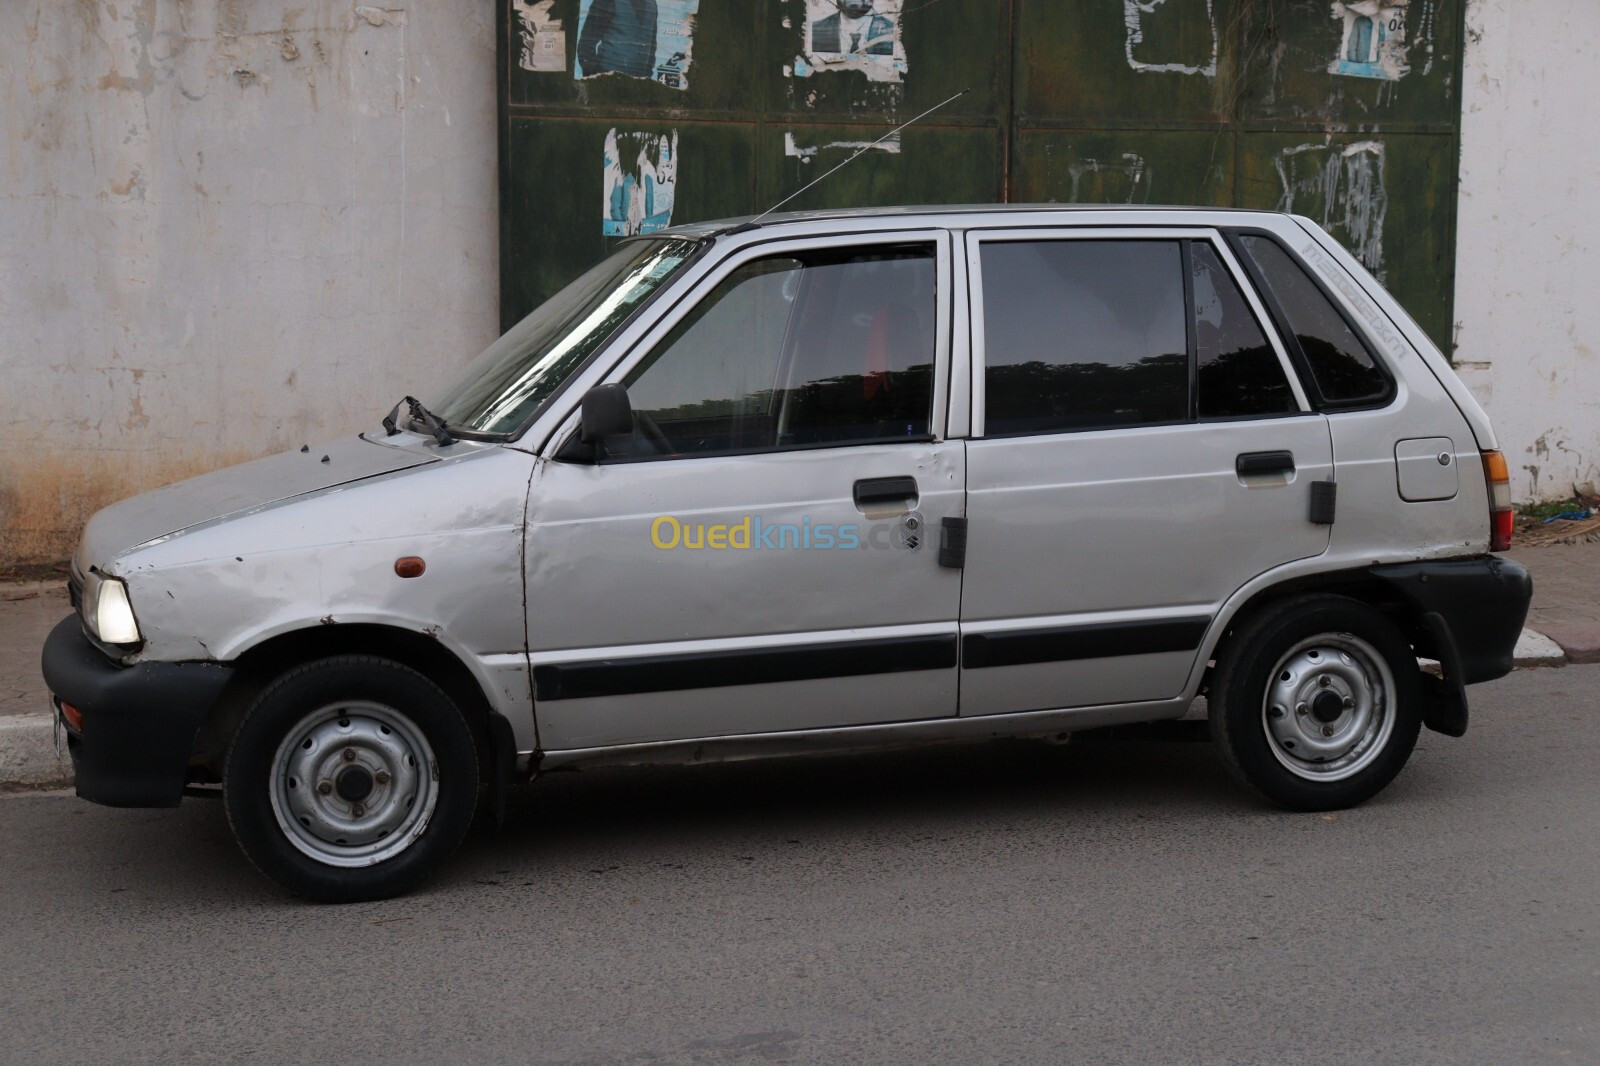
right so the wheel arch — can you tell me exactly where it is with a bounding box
[190,624,505,785]
[1201,567,1435,694]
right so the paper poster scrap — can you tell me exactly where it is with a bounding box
[575,0,699,90]
[1123,0,1218,77]
[791,0,906,84]
[1276,141,1387,277]
[513,1,567,73]
[604,130,678,237]
[1329,1,1410,81]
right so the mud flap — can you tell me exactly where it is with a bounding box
[1419,611,1469,738]
[485,711,517,829]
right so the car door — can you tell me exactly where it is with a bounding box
[958,227,1335,717]
[524,232,964,751]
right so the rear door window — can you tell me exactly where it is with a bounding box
[1192,243,1297,418]
[979,240,1189,435]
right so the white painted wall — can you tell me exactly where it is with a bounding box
[0,2,499,564]
[1454,0,1600,503]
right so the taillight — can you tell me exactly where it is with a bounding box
[1482,450,1514,551]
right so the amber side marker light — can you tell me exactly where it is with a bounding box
[1482,450,1514,552]
[394,556,426,579]
[60,702,84,733]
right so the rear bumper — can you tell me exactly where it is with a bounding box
[1370,555,1533,684]
[40,616,233,808]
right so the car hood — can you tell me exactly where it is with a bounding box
[79,434,440,569]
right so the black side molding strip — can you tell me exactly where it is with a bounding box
[962,616,1212,670]
[534,634,959,701]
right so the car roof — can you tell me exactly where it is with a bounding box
[656,203,1293,239]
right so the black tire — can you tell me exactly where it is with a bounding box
[224,656,479,903]
[1209,595,1422,811]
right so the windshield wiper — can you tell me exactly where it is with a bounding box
[382,396,456,447]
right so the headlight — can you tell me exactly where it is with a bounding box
[83,573,142,645]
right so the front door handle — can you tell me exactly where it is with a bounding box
[853,476,919,511]
[1236,451,1295,477]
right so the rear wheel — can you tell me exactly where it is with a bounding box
[224,656,479,902]
[1210,596,1422,811]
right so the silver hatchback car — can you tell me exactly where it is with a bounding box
[44,206,1532,901]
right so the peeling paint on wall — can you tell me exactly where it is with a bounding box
[791,0,906,83]
[1123,0,1218,77]
[1330,0,1410,81]
[574,0,699,90]
[513,0,566,73]
[603,129,677,235]
[783,130,901,163]
[1066,152,1152,203]
[1453,0,1600,503]
[1277,141,1388,279]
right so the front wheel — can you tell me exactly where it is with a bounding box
[1210,596,1423,811]
[224,656,479,902]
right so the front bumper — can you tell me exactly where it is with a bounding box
[40,616,233,807]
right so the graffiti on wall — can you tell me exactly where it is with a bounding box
[1123,0,1218,77]
[1329,0,1409,81]
[512,1,567,72]
[1276,141,1388,277]
[575,0,700,90]
[603,129,678,236]
[790,0,907,84]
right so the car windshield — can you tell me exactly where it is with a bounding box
[427,237,701,436]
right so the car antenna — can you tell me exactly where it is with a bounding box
[724,87,970,236]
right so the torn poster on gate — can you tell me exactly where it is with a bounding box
[791,0,906,84]
[1329,0,1410,81]
[603,129,678,236]
[573,0,699,90]
[513,1,567,72]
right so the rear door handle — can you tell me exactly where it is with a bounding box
[853,476,919,511]
[1236,451,1295,477]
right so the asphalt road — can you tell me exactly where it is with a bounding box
[3,666,1597,1065]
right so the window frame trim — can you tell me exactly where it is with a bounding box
[1222,226,1399,412]
[542,229,953,464]
[963,227,1310,440]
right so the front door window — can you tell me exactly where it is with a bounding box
[616,245,937,459]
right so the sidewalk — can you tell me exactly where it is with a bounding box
[1506,543,1600,665]
[0,582,72,789]
[3,543,1597,790]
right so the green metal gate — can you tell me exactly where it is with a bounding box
[498,0,1463,348]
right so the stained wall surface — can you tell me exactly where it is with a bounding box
[1,2,499,564]
[1453,0,1600,502]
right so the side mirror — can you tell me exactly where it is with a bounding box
[579,383,634,444]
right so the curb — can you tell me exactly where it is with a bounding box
[1514,627,1567,668]
[0,626,1575,794]
[0,714,73,792]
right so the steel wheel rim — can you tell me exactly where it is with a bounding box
[1260,632,1395,783]
[268,702,439,868]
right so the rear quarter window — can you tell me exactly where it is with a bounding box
[1234,234,1391,407]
